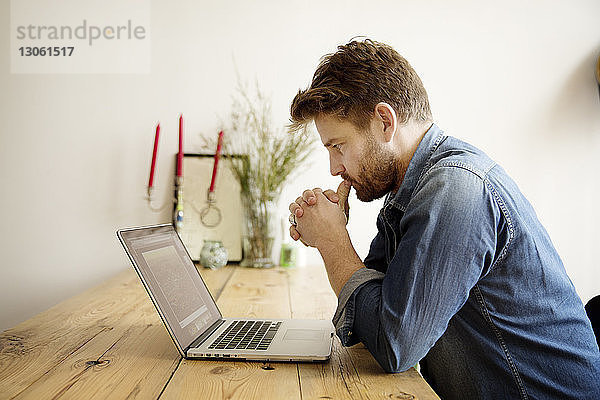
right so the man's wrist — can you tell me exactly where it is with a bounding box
[316,229,351,255]
[317,232,364,296]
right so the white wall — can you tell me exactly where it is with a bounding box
[1,0,599,332]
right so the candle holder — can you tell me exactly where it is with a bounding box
[146,178,185,232]
[192,189,222,228]
[146,175,183,220]
[145,117,186,230]
[146,185,173,212]
[173,175,184,231]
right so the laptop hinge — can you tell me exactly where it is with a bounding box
[185,319,226,353]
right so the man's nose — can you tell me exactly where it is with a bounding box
[329,154,345,176]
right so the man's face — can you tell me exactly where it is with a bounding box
[315,114,399,202]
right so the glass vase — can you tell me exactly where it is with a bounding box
[240,192,278,268]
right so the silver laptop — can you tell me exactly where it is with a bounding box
[117,224,334,362]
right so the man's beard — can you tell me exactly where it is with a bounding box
[344,136,400,202]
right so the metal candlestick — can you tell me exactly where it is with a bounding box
[146,176,184,230]
[173,176,184,231]
[146,185,172,212]
[198,189,222,228]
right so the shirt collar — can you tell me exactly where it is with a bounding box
[384,123,446,211]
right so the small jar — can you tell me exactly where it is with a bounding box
[199,240,228,270]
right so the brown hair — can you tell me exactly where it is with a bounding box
[289,38,432,132]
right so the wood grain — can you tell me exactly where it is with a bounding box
[0,263,439,399]
[160,267,300,400]
[288,264,440,400]
[198,264,236,300]
[0,270,143,399]
[11,301,180,400]
[0,265,234,400]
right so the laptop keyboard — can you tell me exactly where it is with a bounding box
[208,320,282,351]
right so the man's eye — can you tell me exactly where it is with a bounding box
[333,144,342,151]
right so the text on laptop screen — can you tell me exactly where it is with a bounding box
[119,225,221,350]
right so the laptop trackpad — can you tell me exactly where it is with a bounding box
[284,329,324,341]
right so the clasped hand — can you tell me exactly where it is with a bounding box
[288,181,351,248]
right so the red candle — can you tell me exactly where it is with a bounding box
[177,114,183,177]
[148,123,160,187]
[209,130,224,192]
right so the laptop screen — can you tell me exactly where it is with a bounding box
[118,225,222,351]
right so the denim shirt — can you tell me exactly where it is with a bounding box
[332,124,600,399]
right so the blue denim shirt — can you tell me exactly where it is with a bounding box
[333,124,600,399]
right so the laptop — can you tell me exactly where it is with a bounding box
[117,224,334,362]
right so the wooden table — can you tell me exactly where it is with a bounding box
[0,263,439,399]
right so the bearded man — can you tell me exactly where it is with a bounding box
[287,39,600,399]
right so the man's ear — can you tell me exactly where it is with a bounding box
[374,102,397,143]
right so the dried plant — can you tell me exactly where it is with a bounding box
[226,81,315,200]
[208,80,316,266]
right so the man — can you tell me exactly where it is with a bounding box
[287,39,600,399]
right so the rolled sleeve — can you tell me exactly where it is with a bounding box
[332,267,385,346]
